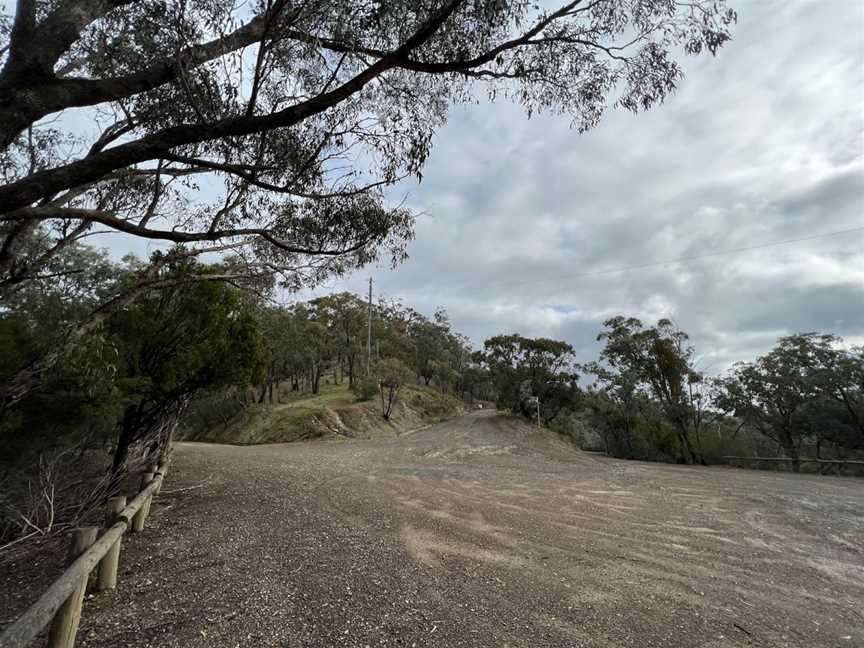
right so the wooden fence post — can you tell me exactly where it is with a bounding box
[142,470,156,520]
[131,471,155,532]
[153,461,166,495]
[97,496,127,590]
[46,527,98,648]
[146,462,159,493]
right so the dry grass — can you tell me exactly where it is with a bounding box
[186,383,464,445]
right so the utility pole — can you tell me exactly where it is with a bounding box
[366,277,372,376]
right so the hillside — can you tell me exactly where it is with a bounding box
[181,383,465,444]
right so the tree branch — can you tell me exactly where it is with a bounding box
[0,1,467,213]
[5,206,374,257]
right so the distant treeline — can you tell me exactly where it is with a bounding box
[2,237,861,542]
[477,319,863,472]
[225,295,864,473]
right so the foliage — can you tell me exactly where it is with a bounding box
[377,358,414,421]
[560,327,864,469]
[0,247,269,476]
[0,241,272,543]
[480,333,579,424]
[0,0,737,295]
[309,293,369,388]
[588,317,707,464]
[242,293,474,405]
[105,255,270,472]
[0,238,129,464]
[352,377,380,402]
[712,333,864,471]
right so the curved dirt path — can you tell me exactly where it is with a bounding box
[70,412,862,647]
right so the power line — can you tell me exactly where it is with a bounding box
[469,225,864,291]
[285,224,863,298]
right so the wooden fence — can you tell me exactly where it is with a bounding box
[0,457,171,648]
[723,456,864,474]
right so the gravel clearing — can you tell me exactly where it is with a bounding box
[6,411,864,647]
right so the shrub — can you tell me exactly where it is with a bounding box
[352,377,379,402]
[376,358,413,420]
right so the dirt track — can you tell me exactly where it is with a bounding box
[63,412,864,646]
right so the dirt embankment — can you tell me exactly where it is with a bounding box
[182,385,465,445]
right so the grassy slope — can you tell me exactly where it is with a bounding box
[187,382,464,445]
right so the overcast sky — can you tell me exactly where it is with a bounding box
[289,0,863,372]
[99,0,864,374]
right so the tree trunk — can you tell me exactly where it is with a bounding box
[110,406,139,485]
[384,385,397,420]
[674,416,700,465]
[311,363,321,394]
[159,421,174,462]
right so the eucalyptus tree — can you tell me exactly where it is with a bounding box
[0,239,124,461]
[254,304,297,402]
[482,333,579,423]
[817,343,863,440]
[309,292,368,388]
[595,317,707,464]
[105,256,269,474]
[0,0,736,288]
[713,333,864,469]
[0,247,268,477]
[582,361,642,456]
[410,307,462,386]
[377,357,413,421]
[371,296,415,368]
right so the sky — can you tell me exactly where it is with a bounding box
[96,0,864,374]
[292,0,864,372]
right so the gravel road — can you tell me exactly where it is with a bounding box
[65,411,863,647]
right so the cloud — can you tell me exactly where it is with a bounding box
[74,0,860,374]
[302,0,864,374]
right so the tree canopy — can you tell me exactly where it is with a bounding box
[481,333,579,424]
[0,0,737,290]
[590,317,707,463]
[0,247,268,480]
[712,333,864,470]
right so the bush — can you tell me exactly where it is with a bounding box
[550,410,602,450]
[351,377,379,402]
[178,389,249,439]
[376,358,413,420]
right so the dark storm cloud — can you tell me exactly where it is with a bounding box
[308,0,864,374]
[771,168,864,228]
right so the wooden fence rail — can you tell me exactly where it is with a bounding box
[0,458,171,648]
[723,456,864,465]
[723,456,864,476]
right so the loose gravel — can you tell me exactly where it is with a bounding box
[5,411,863,647]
